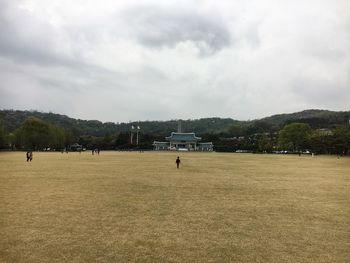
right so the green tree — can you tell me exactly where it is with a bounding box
[228,124,244,137]
[6,133,16,150]
[51,126,66,150]
[258,134,273,153]
[15,117,54,150]
[64,129,74,148]
[309,132,328,154]
[331,125,350,155]
[0,119,7,149]
[115,132,131,149]
[277,123,312,151]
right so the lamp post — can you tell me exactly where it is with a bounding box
[136,126,140,146]
[130,125,135,144]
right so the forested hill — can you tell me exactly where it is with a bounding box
[260,109,350,128]
[0,110,239,136]
[0,109,349,136]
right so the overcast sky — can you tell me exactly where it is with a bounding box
[0,0,349,122]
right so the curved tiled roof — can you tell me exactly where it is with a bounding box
[166,132,201,142]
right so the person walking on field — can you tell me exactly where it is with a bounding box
[175,156,181,169]
[26,151,33,162]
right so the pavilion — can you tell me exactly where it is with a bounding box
[153,132,213,151]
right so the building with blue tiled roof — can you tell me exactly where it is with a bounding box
[153,132,213,151]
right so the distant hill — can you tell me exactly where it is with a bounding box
[0,109,349,136]
[259,109,350,129]
[0,110,241,136]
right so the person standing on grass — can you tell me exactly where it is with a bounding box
[176,156,181,169]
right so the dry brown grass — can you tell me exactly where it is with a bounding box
[0,151,349,262]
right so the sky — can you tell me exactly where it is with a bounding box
[0,0,349,122]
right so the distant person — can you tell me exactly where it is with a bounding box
[92,149,94,155]
[26,151,33,162]
[97,148,100,155]
[176,156,181,169]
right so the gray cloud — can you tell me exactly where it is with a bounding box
[0,0,349,122]
[292,76,350,108]
[0,2,73,67]
[122,6,231,56]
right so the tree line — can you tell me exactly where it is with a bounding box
[1,109,349,136]
[0,117,74,151]
[0,117,349,155]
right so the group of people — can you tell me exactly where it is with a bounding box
[92,148,100,155]
[26,151,33,162]
[25,150,182,169]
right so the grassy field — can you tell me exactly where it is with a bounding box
[0,151,349,262]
